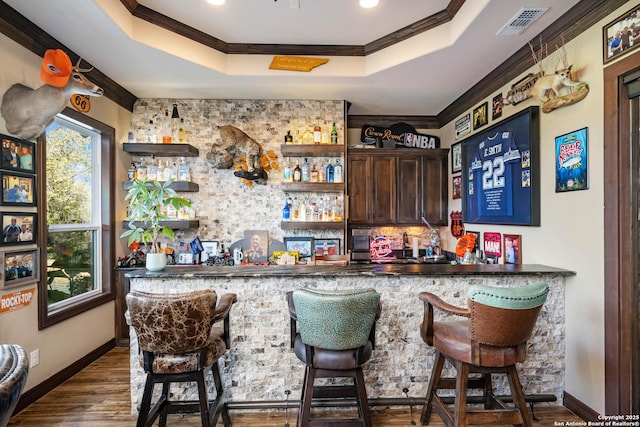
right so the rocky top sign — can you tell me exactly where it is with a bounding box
[360,122,440,149]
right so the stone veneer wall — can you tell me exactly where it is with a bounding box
[128,274,565,412]
[126,99,346,253]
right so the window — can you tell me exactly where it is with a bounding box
[38,108,114,329]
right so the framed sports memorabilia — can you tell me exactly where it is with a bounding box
[461,106,540,226]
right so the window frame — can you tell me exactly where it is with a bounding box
[37,107,115,329]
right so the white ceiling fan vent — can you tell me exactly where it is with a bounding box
[497,7,549,36]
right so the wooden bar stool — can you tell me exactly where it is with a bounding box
[287,288,381,427]
[418,282,549,427]
[127,289,236,427]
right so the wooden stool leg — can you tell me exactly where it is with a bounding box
[298,366,316,427]
[137,375,155,427]
[421,351,445,425]
[453,361,469,427]
[159,382,170,427]
[506,365,532,427]
[195,370,211,427]
[354,368,372,427]
[483,373,494,409]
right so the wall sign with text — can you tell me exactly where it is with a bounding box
[461,106,540,226]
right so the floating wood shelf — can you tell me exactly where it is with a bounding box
[123,143,199,157]
[280,221,344,230]
[122,220,199,230]
[123,181,199,192]
[280,144,345,157]
[281,182,343,192]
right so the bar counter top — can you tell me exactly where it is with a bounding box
[125,262,574,279]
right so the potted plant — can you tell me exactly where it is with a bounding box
[121,179,191,271]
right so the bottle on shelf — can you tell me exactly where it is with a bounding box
[293,160,302,182]
[282,197,291,221]
[171,104,180,143]
[301,158,310,182]
[317,197,324,221]
[331,122,338,144]
[177,156,190,181]
[171,161,179,179]
[178,118,187,143]
[284,130,293,144]
[326,160,334,183]
[332,196,343,221]
[321,129,329,144]
[127,162,136,181]
[313,124,321,145]
[292,196,300,221]
[283,157,292,182]
[334,158,343,183]
[319,167,325,183]
[162,109,172,144]
[146,155,157,181]
[137,157,147,180]
[146,120,157,144]
[310,163,318,182]
[299,198,307,221]
[157,159,165,180]
[162,160,174,181]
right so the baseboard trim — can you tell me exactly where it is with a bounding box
[13,339,116,414]
[564,391,599,422]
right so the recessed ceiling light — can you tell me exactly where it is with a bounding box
[360,0,379,8]
[206,0,225,5]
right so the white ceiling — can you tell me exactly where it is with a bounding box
[4,0,582,116]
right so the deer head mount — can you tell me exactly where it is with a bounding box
[1,55,104,140]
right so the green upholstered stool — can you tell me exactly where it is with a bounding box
[287,288,381,427]
[418,282,549,427]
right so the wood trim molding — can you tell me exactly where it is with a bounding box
[348,115,439,130]
[603,51,640,415]
[13,340,115,415]
[563,391,599,422]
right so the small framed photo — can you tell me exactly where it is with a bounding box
[200,240,219,264]
[1,213,36,245]
[2,249,38,289]
[492,93,503,120]
[314,238,340,256]
[555,127,588,192]
[455,114,471,139]
[452,175,462,200]
[244,230,269,263]
[177,252,195,265]
[473,102,488,130]
[451,141,462,173]
[603,4,640,64]
[284,236,314,259]
[503,234,521,265]
[1,134,35,172]
[1,171,36,206]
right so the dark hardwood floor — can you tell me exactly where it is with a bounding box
[8,347,584,426]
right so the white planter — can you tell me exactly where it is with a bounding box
[145,253,167,272]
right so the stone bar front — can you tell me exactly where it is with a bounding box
[126,263,573,412]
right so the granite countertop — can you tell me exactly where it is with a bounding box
[125,263,575,278]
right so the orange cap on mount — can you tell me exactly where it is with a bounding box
[40,49,72,87]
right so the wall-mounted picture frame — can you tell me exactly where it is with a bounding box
[314,238,340,256]
[1,134,35,173]
[200,240,219,264]
[455,114,471,139]
[466,231,481,252]
[461,106,540,226]
[603,4,640,64]
[452,175,462,200]
[284,236,314,259]
[492,93,503,120]
[503,234,522,264]
[473,102,488,130]
[1,171,36,206]
[1,213,36,245]
[555,127,588,192]
[451,141,462,173]
[2,249,38,289]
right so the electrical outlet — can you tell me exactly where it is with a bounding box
[30,349,39,368]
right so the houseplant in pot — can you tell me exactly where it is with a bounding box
[121,179,191,271]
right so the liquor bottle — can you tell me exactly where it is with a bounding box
[321,130,329,144]
[156,159,164,180]
[334,158,343,183]
[284,130,293,144]
[322,198,331,221]
[146,155,157,180]
[299,198,307,221]
[331,122,338,144]
[146,120,157,144]
[325,160,334,183]
[301,158,310,182]
[283,157,292,182]
[292,197,300,221]
[171,104,180,143]
[313,124,321,144]
[319,168,325,183]
[178,118,187,143]
[171,161,179,179]
[137,157,147,180]
[177,157,190,181]
[127,162,136,181]
[282,198,291,221]
[163,160,174,181]
[162,109,172,144]
[317,197,324,221]
[293,160,302,182]
[310,163,318,182]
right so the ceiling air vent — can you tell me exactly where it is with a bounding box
[497,8,549,36]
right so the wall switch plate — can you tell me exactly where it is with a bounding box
[30,349,39,368]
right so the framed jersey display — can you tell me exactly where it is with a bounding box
[461,106,540,226]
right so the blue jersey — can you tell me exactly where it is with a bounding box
[469,132,520,217]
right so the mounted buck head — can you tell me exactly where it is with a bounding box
[1,57,104,140]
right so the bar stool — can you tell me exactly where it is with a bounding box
[418,282,549,427]
[0,344,29,427]
[126,289,236,427]
[287,288,381,427]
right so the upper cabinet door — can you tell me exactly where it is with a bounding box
[370,156,396,224]
[421,155,448,225]
[396,156,422,224]
[347,155,371,223]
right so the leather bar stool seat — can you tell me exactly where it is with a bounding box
[0,344,29,427]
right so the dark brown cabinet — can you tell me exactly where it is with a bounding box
[347,149,448,226]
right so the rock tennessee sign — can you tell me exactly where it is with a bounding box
[360,122,440,149]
